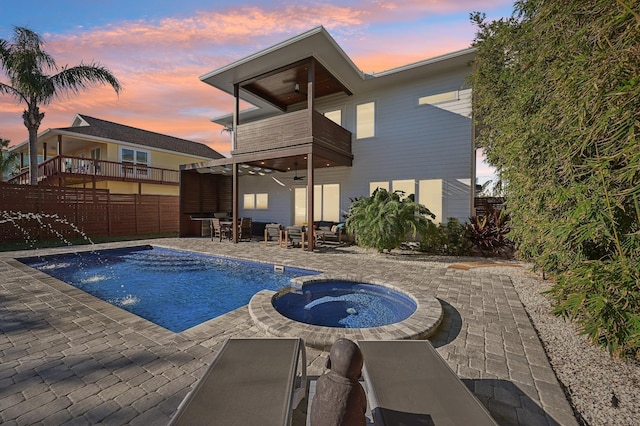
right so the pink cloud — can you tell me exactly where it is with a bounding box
[2,0,512,159]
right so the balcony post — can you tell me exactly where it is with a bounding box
[232,161,239,243]
[307,152,314,251]
[306,59,315,251]
[307,59,315,122]
[233,83,240,151]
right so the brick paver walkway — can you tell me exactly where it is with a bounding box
[0,238,577,425]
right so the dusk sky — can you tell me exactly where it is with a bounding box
[1,0,515,181]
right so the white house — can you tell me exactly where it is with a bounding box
[180,26,476,244]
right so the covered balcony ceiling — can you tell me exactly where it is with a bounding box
[193,153,347,176]
[241,58,352,111]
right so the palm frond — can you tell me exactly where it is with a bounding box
[51,63,121,99]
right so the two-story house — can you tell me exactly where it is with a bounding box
[180,26,476,246]
[8,114,223,195]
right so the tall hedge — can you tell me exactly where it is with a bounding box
[469,0,640,358]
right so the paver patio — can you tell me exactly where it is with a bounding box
[0,238,577,425]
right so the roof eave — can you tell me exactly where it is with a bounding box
[371,47,476,78]
[199,26,365,98]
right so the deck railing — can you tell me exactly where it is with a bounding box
[234,109,351,155]
[7,155,180,186]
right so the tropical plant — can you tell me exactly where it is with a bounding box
[470,0,640,357]
[0,26,121,185]
[345,188,435,253]
[466,209,514,257]
[0,138,18,179]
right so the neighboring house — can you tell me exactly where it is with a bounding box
[180,26,476,244]
[8,114,224,195]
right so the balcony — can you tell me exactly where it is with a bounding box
[7,155,180,186]
[233,110,352,167]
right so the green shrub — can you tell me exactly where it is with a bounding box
[419,218,472,256]
[345,188,434,253]
[470,0,640,358]
[547,258,640,359]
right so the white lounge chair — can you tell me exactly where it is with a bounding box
[170,338,307,426]
[358,340,497,426]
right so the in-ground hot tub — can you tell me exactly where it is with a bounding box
[248,276,444,350]
[272,280,417,328]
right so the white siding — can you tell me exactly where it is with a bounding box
[237,65,474,225]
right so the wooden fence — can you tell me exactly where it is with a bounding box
[0,183,178,243]
[474,197,506,217]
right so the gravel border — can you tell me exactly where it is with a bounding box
[482,264,640,426]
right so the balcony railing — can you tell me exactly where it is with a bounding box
[7,155,180,186]
[234,109,352,156]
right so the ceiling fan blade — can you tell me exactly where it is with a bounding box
[272,176,286,186]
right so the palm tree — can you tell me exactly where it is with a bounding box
[0,26,121,185]
[0,138,18,180]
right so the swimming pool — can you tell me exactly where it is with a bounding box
[19,245,318,332]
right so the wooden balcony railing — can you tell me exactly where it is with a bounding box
[7,155,180,186]
[234,109,351,156]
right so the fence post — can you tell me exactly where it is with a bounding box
[135,194,139,235]
[107,191,112,237]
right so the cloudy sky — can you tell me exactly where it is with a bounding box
[1,0,515,181]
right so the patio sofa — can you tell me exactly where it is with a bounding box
[313,221,349,244]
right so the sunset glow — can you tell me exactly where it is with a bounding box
[1,0,513,168]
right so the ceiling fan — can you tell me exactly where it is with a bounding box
[292,162,305,180]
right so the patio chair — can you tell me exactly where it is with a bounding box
[239,217,252,241]
[170,338,307,426]
[284,226,304,250]
[358,340,497,426]
[265,223,284,246]
[210,218,230,241]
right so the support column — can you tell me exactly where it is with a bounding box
[232,161,239,243]
[233,83,240,152]
[307,153,314,251]
[305,59,316,251]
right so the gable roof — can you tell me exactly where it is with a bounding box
[57,115,224,159]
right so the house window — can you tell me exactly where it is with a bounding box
[369,181,389,194]
[418,91,459,105]
[294,187,307,225]
[136,151,148,166]
[256,193,268,209]
[419,179,443,224]
[121,148,134,163]
[120,147,149,165]
[324,109,342,126]
[313,184,340,222]
[356,101,375,139]
[243,194,255,209]
[90,148,101,173]
[392,179,415,200]
[243,193,268,210]
[296,184,340,225]
[120,147,149,176]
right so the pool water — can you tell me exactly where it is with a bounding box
[272,281,417,328]
[19,245,318,332]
